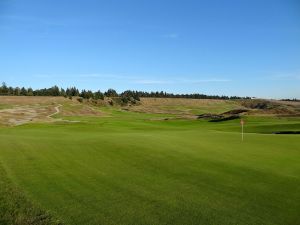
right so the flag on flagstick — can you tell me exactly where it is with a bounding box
[240,119,244,141]
[240,119,244,125]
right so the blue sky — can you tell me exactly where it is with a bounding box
[0,0,299,98]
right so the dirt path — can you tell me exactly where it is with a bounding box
[47,104,81,123]
[47,104,62,118]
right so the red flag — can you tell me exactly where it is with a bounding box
[240,119,244,125]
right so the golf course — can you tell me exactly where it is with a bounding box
[0,96,299,225]
[1,0,299,224]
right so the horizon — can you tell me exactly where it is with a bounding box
[1,81,253,98]
[1,0,300,99]
[2,81,299,100]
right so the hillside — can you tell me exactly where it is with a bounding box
[1,96,300,126]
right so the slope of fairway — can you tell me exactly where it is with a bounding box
[0,112,299,225]
[209,116,300,134]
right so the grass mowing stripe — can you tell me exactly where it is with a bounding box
[0,163,62,225]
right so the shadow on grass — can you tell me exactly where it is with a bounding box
[0,164,62,225]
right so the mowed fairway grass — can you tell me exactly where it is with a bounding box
[0,110,300,225]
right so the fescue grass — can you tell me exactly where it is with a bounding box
[0,108,300,225]
[130,98,241,115]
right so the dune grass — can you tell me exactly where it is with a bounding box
[0,110,299,225]
[130,98,241,115]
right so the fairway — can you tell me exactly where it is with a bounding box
[0,106,300,225]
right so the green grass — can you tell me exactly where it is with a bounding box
[0,110,300,225]
[0,104,12,110]
[0,166,61,225]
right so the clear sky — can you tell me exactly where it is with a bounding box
[0,0,299,98]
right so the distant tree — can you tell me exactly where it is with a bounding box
[60,88,66,97]
[20,87,27,96]
[14,87,21,96]
[66,87,79,96]
[86,90,94,99]
[120,96,129,104]
[27,87,34,96]
[80,89,94,99]
[94,91,104,100]
[0,82,8,95]
[121,90,140,103]
[104,88,118,97]
[50,86,60,96]
[80,89,87,98]
[8,86,14,95]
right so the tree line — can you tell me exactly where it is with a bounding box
[134,91,249,100]
[280,98,299,102]
[0,82,250,101]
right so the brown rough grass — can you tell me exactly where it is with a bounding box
[0,96,104,126]
[126,98,241,115]
[0,96,68,105]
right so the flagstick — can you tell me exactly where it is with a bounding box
[240,119,244,142]
[241,123,244,141]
